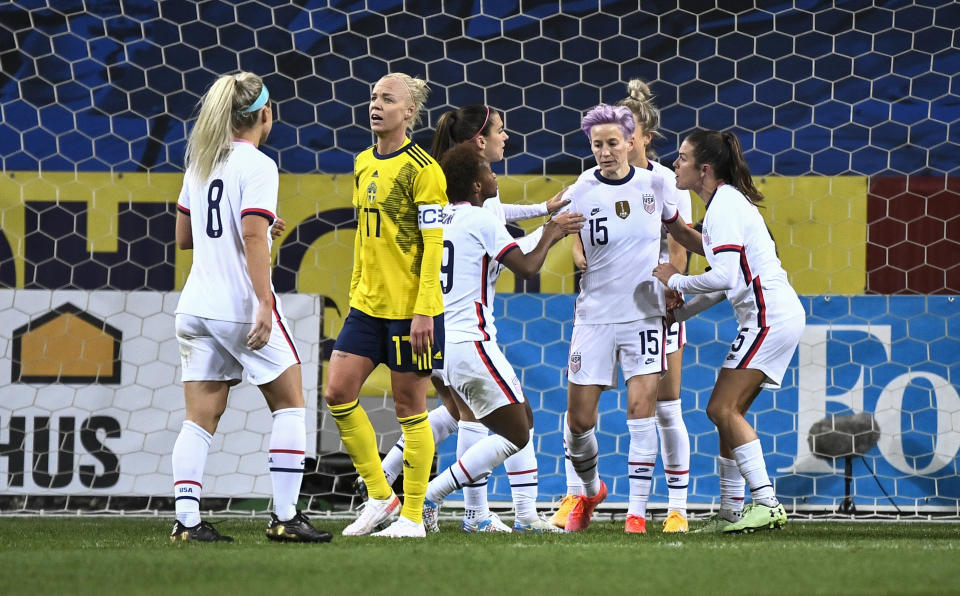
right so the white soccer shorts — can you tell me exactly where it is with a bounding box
[443,340,525,419]
[176,313,300,386]
[567,317,667,389]
[721,314,805,388]
[665,320,685,355]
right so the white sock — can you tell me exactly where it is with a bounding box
[268,408,306,521]
[427,433,519,503]
[505,429,538,524]
[733,439,779,507]
[381,436,405,486]
[456,421,490,521]
[564,420,601,497]
[381,405,458,486]
[562,412,583,496]
[627,417,657,518]
[719,456,746,521]
[656,400,690,516]
[172,420,211,527]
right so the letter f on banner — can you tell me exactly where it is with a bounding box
[778,324,891,474]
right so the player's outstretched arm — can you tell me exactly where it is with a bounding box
[501,211,584,278]
[663,213,705,256]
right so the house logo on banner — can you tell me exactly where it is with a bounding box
[11,303,122,384]
[0,290,321,497]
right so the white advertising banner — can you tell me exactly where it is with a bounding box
[0,290,320,497]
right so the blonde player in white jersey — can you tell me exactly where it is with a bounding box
[367,104,569,532]
[171,72,331,543]
[559,104,678,534]
[553,82,695,534]
[420,143,584,533]
[654,129,806,533]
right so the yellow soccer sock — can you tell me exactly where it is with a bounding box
[397,411,435,523]
[328,399,392,500]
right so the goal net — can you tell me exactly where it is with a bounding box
[0,2,957,518]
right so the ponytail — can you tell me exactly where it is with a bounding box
[429,104,495,159]
[185,72,266,183]
[687,129,764,206]
[617,78,664,159]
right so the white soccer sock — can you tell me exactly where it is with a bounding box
[562,412,583,496]
[733,439,779,507]
[656,400,690,516]
[627,417,657,518]
[564,421,601,497]
[718,456,746,521]
[269,407,306,521]
[456,421,490,521]
[505,429,538,524]
[381,405,459,485]
[427,433,520,504]
[172,420,212,527]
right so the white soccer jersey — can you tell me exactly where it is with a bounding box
[564,165,677,324]
[176,140,281,323]
[484,193,548,224]
[650,160,693,264]
[441,203,519,343]
[668,184,805,328]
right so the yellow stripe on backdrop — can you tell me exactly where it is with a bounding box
[0,171,867,393]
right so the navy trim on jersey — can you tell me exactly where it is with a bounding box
[474,302,490,341]
[480,254,490,305]
[177,204,190,215]
[373,139,413,160]
[240,208,275,225]
[406,143,434,167]
[593,165,635,185]
[495,242,519,261]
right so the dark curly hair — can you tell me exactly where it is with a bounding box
[440,142,485,203]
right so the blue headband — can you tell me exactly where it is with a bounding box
[242,84,269,113]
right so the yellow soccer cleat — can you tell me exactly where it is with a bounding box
[549,494,580,529]
[661,510,689,533]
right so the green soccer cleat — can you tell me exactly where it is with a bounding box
[692,513,735,533]
[722,503,787,533]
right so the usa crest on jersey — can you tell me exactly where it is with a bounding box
[615,200,630,219]
[642,193,655,214]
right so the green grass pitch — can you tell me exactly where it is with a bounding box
[1,517,958,595]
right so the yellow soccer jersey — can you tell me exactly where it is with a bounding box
[350,138,447,319]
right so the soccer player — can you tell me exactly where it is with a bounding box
[373,104,569,533]
[324,73,447,538]
[421,143,584,532]
[171,71,332,543]
[552,81,694,533]
[654,130,806,533]
[560,104,678,533]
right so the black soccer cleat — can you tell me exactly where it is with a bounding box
[170,520,234,542]
[266,511,333,543]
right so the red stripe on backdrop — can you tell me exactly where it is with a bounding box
[867,176,960,293]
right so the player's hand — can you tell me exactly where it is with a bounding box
[247,301,273,350]
[546,188,570,214]
[271,217,286,239]
[665,289,684,311]
[409,313,433,358]
[546,211,584,240]
[653,262,680,286]
[574,253,587,271]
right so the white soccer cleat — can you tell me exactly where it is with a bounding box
[342,491,401,536]
[462,512,512,533]
[513,515,565,534]
[371,515,426,538]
